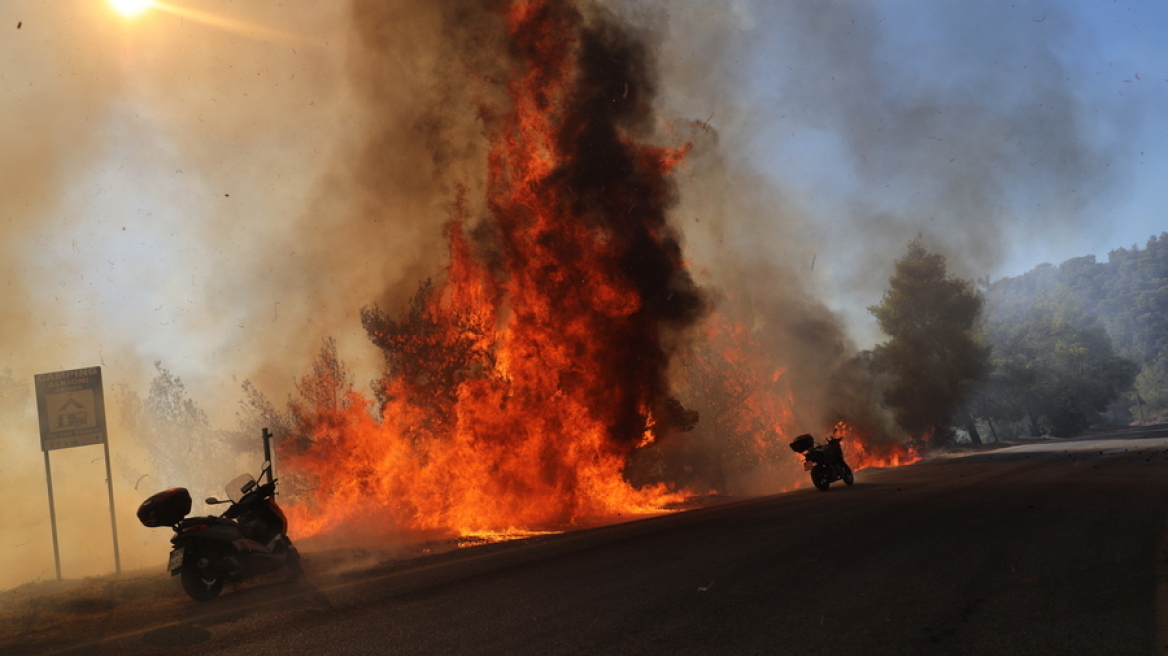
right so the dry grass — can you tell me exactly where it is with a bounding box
[0,569,172,638]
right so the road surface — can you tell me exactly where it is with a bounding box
[4,429,1168,655]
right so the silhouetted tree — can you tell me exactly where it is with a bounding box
[869,238,989,443]
[360,278,496,440]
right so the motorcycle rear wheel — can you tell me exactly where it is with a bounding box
[810,465,831,491]
[842,464,855,486]
[181,556,224,601]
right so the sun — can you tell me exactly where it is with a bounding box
[108,0,153,18]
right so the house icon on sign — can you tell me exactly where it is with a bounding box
[57,398,88,428]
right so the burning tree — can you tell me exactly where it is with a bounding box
[650,311,805,495]
[265,0,924,540]
[280,1,708,538]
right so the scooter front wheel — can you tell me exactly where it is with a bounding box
[842,464,855,486]
[181,555,224,601]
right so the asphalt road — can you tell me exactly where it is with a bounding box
[6,429,1168,655]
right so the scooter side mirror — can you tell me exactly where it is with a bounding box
[205,497,228,505]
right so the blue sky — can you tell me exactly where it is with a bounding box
[1071,0,1168,261]
[745,0,1166,277]
[646,0,1166,341]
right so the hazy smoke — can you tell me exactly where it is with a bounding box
[644,0,1133,343]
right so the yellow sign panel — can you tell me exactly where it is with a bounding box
[35,367,107,451]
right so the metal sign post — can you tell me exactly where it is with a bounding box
[34,366,121,580]
[41,450,62,581]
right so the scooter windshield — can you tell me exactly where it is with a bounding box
[226,473,257,503]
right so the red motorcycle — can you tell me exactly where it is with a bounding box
[790,432,855,491]
[137,428,302,601]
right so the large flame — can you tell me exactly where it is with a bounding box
[282,1,703,539]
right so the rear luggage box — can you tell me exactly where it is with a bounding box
[137,488,192,527]
[789,433,815,453]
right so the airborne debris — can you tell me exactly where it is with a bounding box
[698,581,714,591]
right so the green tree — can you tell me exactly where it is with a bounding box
[965,355,1034,441]
[980,306,1138,436]
[1131,355,1168,422]
[869,238,990,444]
[984,233,1168,418]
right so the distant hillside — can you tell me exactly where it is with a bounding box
[981,232,1168,425]
[984,232,1168,366]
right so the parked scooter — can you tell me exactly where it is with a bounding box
[789,432,855,491]
[137,428,302,601]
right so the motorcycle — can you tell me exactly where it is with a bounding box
[136,428,303,601]
[789,432,855,491]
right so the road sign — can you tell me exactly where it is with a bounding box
[35,367,107,451]
[33,365,120,579]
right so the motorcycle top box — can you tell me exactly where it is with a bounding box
[137,487,192,527]
[789,433,815,453]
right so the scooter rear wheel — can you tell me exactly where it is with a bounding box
[811,465,832,491]
[181,556,224,601]
[285,546,304,581]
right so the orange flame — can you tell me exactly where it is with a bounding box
[666,310,919,494]
[830,422,921,470]
[282,1,698,540]
[278,1,918,541]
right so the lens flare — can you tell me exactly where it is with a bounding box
[108,0,152,18]
[110,0,326,48]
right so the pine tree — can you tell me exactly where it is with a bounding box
[869,238,989,443]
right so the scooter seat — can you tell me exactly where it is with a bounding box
[176,515,236,530]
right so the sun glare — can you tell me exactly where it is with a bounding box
[108,0,152,18]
